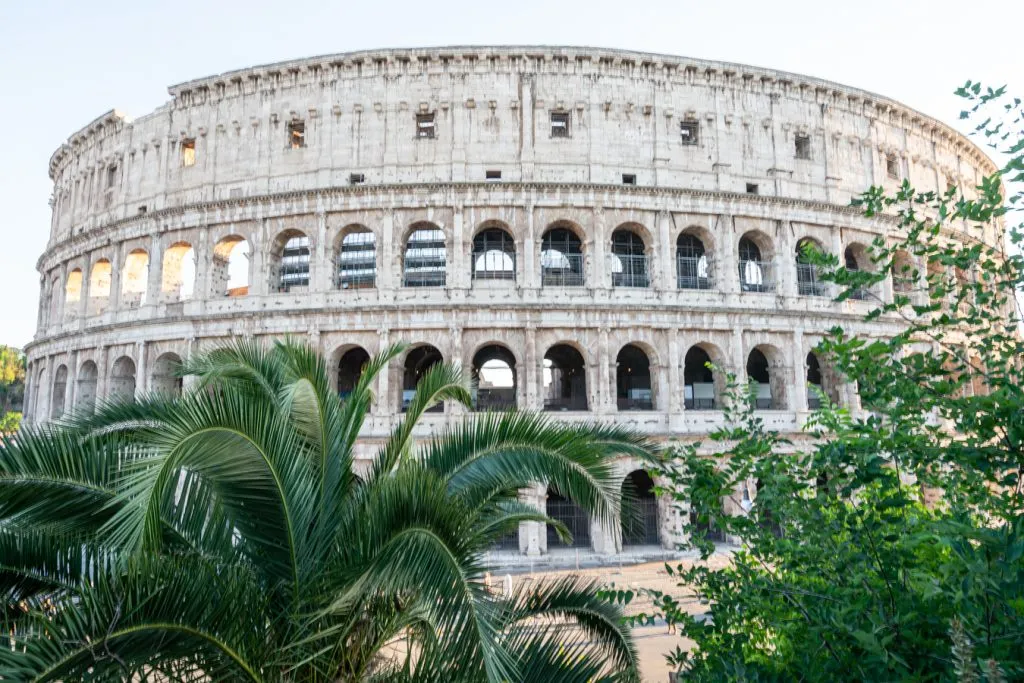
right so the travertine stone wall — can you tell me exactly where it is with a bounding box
[26,47,1000,557]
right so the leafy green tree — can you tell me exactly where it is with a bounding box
[646,84,1024,681]
[0,340,650,682]
[0,412,20,434]
[0,345,25,415]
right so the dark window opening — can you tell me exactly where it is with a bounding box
[746,183,759,195]
[403,345,444,413]
[676,233,712,290]
[795,134,811,160]
[680,120,699,145]
[543,344,588,411]
[886,153,899,179]
[796,239,827,297]
[622,173,637,185]
[181,139,196,167]
[611,229,649,288]
[541,227,584,287]
[747,349,773,410]
[739,237,773,293]
[617,344,653,411]
[472,228,516,281]
[844,246,869,300]
[337,230,376,289]
[349,173,366,185]
[288,120,306,149]
[684,346,716,410]
[806,352,823,410]
[547,488,590,549]
[403,227,446,287]
[550,111,570,138]
[416,112,436,139]
[486,169,502,181]
[137,205,148,215]
[472,345,517,411]
[621,471,659,547]
[278,234,310,289]
[106,165,117,188]
[338,347,371,400]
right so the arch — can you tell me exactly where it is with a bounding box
[88,259,112,316]
[121,249,150,307]
[76,360,98,415]
[683,344,719,410]
[402,344,444,412]
[676,230,712,290]
[109,356,136,403]
[50,365,68,419]
[616,343,653,411]
[796,237,827,296]
[471,344,517,411]
[621,470,659,547]
[689,493,726,543]
[543,343,588,411]
[337,346,371,398]
[160,242,196,302]
[273,230,310,290]
[151,352,183,397]
[806,352,824,410]
[844,243,874,300]
[738,232,775,293]
[212,235,250,297]
[610,227,649,288]
[335,226,377,289]
[746,345,787,410]
[64,269,83,316]
[471,226,516,282]
[403,223,446,287]
[546,486,591,550]
[540,224,585,287]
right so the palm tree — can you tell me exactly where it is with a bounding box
[0,340,652,682]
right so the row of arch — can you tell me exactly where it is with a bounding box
[40,341,837,421]
[47,220,897,324]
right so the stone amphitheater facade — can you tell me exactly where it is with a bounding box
[25,46,999,558]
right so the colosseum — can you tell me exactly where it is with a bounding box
[24,46,999,561]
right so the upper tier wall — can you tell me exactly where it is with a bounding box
[43,46,997,249]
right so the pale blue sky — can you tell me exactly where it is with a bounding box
[1,0,1020,348]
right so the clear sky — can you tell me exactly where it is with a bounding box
[1,0,1020,349]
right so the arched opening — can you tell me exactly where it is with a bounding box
[844,244,870,300]
[64,269,83,318]
[336,229,377,289]
[212,236,250,297]
[676,232,712,290]
[546,487,591,550]
[76,361,98,415]
[806,352,824,410]
[610,228,649,288]
[684,346,717,410]
[109,356,137,403]
[160,242,196,302]
[50,365,68,419]
[891,249,915,294]
[471,345,517,411]
[689,495,726,543]
[121,249,149,308]
[402,345,444,412]
[738,234,774,293]
[543,344,588,411]
[796,238,827,297]
[88,260,112,316]
[151,353,183,397]
[403,224,446,287]
[746,348,780,410]
[621,470,659,547]
[275,231,310,291]
[541,226,585,287]
[337,347,370,399]
[616,344,653,411]
[471,227,516,282]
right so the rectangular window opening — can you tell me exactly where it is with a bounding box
[349,173,366,185]
[795,134,811,160]
[288,120,306,149]
[181,139,196,167]
[550,111,570,138]
[485,170,502,181]
[680,120,699,145]
[622,173,637,185]
[416,112,436,139]
[106,165,117,188]
[746,183,759,195]
[138,205,148,215]
[886,154,900,179]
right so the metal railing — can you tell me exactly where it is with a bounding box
[684,397,717,410]
[402,270,446,288]
[677,255,714,290]
[541,253,585,287]
[611,254,650,288]
[336,272,376,289]
[471,250,516,281]
[474,388,517,411]
[546,499,591,548]
[621,497,660,546]
[617,383,654,411]
[739,260,775,293]
[796,263,828,297]
[543,394,589,412]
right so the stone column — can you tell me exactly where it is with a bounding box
[778,220,797,297]
[135,341,148,399]
[194,227,211,306]
[667,328,682,418]
[523,483,545,556]
[381,210,396,298]
[376,327,391,417]
[67,350,80,410]
[591,208,607,291]
[524,325,538,410]
[597,327,611,414]
[183,337,199,392]
[524,206,537,289]
[452,207,466,291]
[109,243,123,316]
[77,260,90,320]
[95,346,109,402]
[448,325,464,416]
[719,215,739,295]
[657,210,672,291]
[313,210,328,291]
[146,234,162,308]
[249,220,267,297]
[792,330,809,411]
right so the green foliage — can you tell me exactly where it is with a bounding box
[648,85,1024,681]
[0,345,25,415]
[0,339,652,682]
[0,412,20,434]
